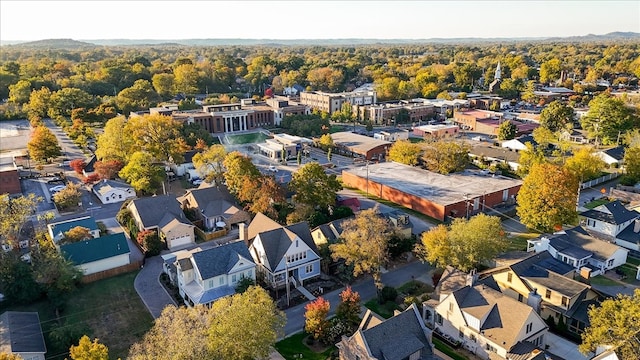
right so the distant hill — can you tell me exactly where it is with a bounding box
[3,32,639,48]
[3,38,97,49]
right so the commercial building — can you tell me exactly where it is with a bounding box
[330,132,392,161]
[300,89,376,115]
[341,162,522,221]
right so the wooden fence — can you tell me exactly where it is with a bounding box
[80,260,143,283]
[194,227,228,242]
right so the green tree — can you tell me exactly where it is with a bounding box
[581,94,638,145]
[623,146,640,183]
[564,147,605,182]
[151,73,175,99]
[27,126,62,162]
[126,113,189,163]
[517,142,547,177]
[289,162,342,211]
[223,151,261,197]
[540,59,562,84]
[540,100,575,132]
[207,286,285,360]
[415,214,507,272]
[579,289,640,360]
[8,79,31,104]
[31,239,82,312]
[137,229,162,256]
[388,140,422,166]
[95,116,134,162]
[115,79,160,115]
[0,251,42,305]
[0,193,41,249]
[25,86,51,120]
[305,296,331,341]
[497,120,517,140]
[521,80,537,103]
[422,140,470,174]
[516,163,579,232]
[192,144,227,185]
[47,88,94,118]
[69,335,109,360]
[118,151,165,194]
[235,277,255,294]
[331,206,393,294]
[173,63,200,95]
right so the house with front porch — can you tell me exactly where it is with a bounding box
[527,226,629,277]
[127,195,195,250]
[176,241,255,307]
[243,213,320,289]
[92,179,136,204]
[580,200,640,253]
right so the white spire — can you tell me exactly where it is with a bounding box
[495,61,502,80]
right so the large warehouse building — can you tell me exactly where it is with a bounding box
[341,162,523,221]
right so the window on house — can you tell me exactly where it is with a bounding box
[608,259,614,267]
[449,302,453,312]
[208,280,214,288]
[486,343,497,353]
[545,289,551,299]
[507,272,512,283]
[459,328,464,339]
[435,313,443,325]
[219,277,225,285]
[526,322,533,333]
[305,264,313,273]
[518,293,524,302]
[562,296,569,307]
[232,274,237,283]
[469,333,476,343]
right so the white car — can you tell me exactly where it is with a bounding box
[192,179,203,186]
[267,166,278,173]
[50,185,66,193]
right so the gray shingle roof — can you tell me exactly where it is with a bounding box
[509,251,589,297]
[92,179,133,196]
[600,146,625,161]
[130,195,185,228]
[191,241,253,280]
[0,311,46,354]
[581,200,640,225]
[616,221,640,244]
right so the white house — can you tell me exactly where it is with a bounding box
[92,179,136,204]
[59,233,130,275]
[580,201,640,252]
[171,150,200,177]
[501,135,538,152]
[243,213,321,289]
[47,216,100,245]
[527,226,628,277]
[0,311,46,360]
[430,283,548,360]
[595,147,625,167]
[176,241,255,306]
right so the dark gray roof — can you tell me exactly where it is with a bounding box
[510,251,574,276]
[191,241,253,280]
[516,135,538,147]
[314,223,337,243]
[510,251,589,297]
[616,221,640,244]
[548,236,593,259]
[180,185,234,211]
[286,221,317,252]
[0,311,46,354]
[130,195,185,228]
[580,200,639,225]
[600,146,625,161]
[361,305,434,360]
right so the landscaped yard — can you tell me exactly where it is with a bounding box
[225,131,270,144]
[584,198,610,209]
[0,271,153,359]
[589,275,621,286]
[364,298,400,319]
[506,233,540,252]
[275,332,336,360]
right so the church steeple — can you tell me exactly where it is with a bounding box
[495,61,502,80]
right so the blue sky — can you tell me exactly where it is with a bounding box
[1,1,638,41]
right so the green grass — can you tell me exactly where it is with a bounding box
[589,275,621,286]
[584,198,610,209]
[275,332,336,360]
[506,233,540,252]
[408,137,425,143]
[397,280,433,296]
[619,263,639,283]
[225,132,270,144]
[210,136,221,144]
[433,338,469,360]
[0,271,153,359]
[364,299,400,319]
[627,257,640,266]
[330,125,346,133]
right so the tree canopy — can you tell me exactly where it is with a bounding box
[192,145,227,185]
[563,147,605,182]
[118,151,165,194]
[497,120,517,140]
[421,140,470,174]
[289,162,342,211]
[69,335,110,360]
[388,140,422,166]
[539,100,575,132]
[27,125,62,162]
[581,94,638,145]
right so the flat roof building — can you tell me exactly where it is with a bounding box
[330,132,392,161]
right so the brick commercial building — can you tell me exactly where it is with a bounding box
[341,162,522,221]
[330,132,391,161]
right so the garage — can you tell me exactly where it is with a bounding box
[169,235,193,249]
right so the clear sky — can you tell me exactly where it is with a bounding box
[1,0,638,41]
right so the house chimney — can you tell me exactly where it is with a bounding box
[239,223,249,245]
[634,219,640,233]
[527,288,542,314]
[466,268,478,287]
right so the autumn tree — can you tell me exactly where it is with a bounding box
[137,229,162,256]
[25,86,51,120]
[388,140,422,166]
[222,151,261,196]
[564,147,605,182]
[116,79,160,115]
[52,183,82,210]
[331,206,393,294]
[69,159,86,175]
[336,286,361,328]
[0,193,41,250]
[95,116,134,163]
[497,120,517,140]
[421,140,470,174]
[118,151,165,194]
[238,175,285,219]
[516,163,579,232]
[8,79,31,104]
[289,162,342,211]
[416,214,507,272]
[305,297,331,342]
[94,160,124,180]
[623,146,640,183]
[540,100,575,132]
[318,133,334,150]
[579,289,640,360]
[152,73,175,99]
[581,94,638,145]
[125,113,190,163]
[192,144,227,184]
[539,59,562,84]
[0,353,22,360]
[173,63,200,95]
[27,126,62,162]
[69,335,109,360]
[517,142,547,177]
[47,88,94,119]
[61,226,92,244]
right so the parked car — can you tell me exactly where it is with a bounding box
[267,165,278,173]
[192,179,203,186]
[50,185,66,194]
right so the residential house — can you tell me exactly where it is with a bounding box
[501,135,538,152]
[527,226,629,277]
[337,304,437,360]
[336,196,361,213]
[170,150,200,177]
[128,195,195,250]
[381,209,413,238]
[479,251,603,337]
[595,147,625,168]
[178,184,250,230]
[176,241,256,306]
[468,144,522,172]
[580,200,640,253]
[429,282,547,360]
[560,129,589,144]
[81,155,97,177]
[92,179,136,204]
[60,233,131,275]
[243,213,321,289]
[47,216,100,245]
[0,311,47,360]
[311,217,350,247]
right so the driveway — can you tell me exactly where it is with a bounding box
[545,333,590,360]
[134,255,177,319]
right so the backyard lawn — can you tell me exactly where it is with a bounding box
[584,198,610,209]
[364,298,400,319]
[275,332,336,360]
[0,271,153,359]
[506,233,540,252]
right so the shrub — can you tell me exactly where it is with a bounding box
[619,175,638,186]
[137,229,162,256]
[116,207,132,226]
[381,286,398,302]
[83,173,101,184]
[69,159,86,174]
